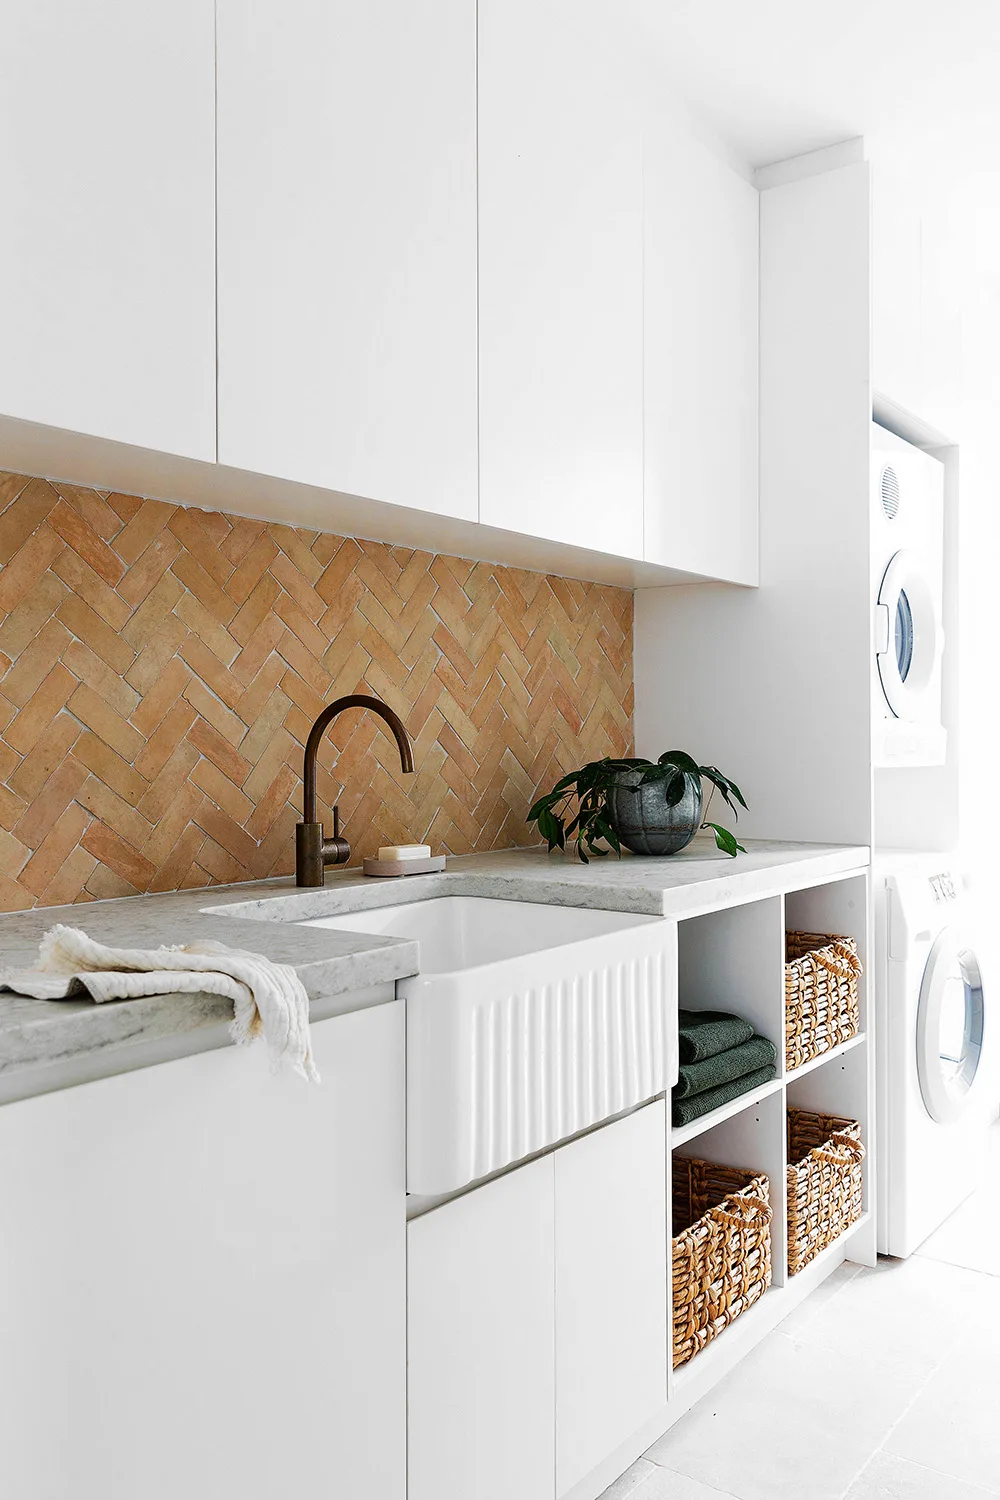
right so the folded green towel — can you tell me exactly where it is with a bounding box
[675,1035,777,1098]
[671,1065,776,1128]
[678,1008,755,1063]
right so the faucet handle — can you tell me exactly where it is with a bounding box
[295,807,351,887]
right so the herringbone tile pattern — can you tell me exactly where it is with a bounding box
[0,471,633,909]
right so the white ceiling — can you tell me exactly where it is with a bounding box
[638,0,1000,171]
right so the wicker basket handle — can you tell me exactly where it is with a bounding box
[815,1132,867,1167]
[710,1194,773,1230]
[810,942,863,981]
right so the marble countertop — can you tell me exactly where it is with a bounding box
[0,836,868,1102]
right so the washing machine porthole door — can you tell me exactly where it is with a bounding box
[877,549,942,720]
[916,926,985,1124]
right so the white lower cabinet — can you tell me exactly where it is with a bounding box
[407,1156,557,1500]
[407,1101,668,1500]
[555,1102,668,1495]
[0,1002,405,1500]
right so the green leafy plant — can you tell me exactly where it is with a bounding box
[527,752,748,862]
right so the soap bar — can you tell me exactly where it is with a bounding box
[377,844,431,861]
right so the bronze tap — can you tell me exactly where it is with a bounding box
[295,693,414,886]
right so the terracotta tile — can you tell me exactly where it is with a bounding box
[148,821,207,894]
[0,573,69,660]
[115,529,183,609]
[2,618,72,707]
[0,476,59,564]
[81,821,156,891]
[105,491,146,525]
[12,757,88,848]
[52,482,124,543]
[170,550,237,625]
[225,534,279,607]
[274,590,330,661]
[220,516,267,567]
[246,763,298,841]
[123,616,188,697]
[134,699,198,782]
[187,717,252,787]
[67,682,144,763]
[174,591,239,666]
[195,835,246,884]
[38,844,99,906]
[112,497,175,565]
[47,498,124,585]
[183,677,247,747]
[191,757,253,824]
[52,548,131,631]
[194,801,258,869]
[177,634,242,711]
[120,568,184,650]
[7,713,80,802]
[0,827,30,879]
[229,572,281,646]
[129,656,192,739]
[233,650,286,728]
[57,592,135,675]
[240,685,293,765]
[74,730,148,805]
[77,775,153,851]
[137,737,200,824]
[270,522,323,584]
[167,508,234,586]
[0,872,36,910]
[19,802,90,897]
[85,864,141,900]
[5,663,77,754]
[231,615,284,688]
[0,525,65,614]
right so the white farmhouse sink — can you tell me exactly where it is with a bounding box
[305,896,676,1193]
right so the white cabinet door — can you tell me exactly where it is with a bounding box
[408,1157,555,1500]
[0,1,216,460]
[643,119,759,584]
[555,1102,668,1496]
[217,0,478,521]
[478,0,644,558]
[0,1004,405,1500]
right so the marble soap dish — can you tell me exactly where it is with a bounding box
[363,846,446,879]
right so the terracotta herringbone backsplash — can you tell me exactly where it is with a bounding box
[0,471,633,909]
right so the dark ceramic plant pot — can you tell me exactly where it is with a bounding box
[607,769,703,856]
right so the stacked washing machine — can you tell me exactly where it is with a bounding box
[871,425,995,1257]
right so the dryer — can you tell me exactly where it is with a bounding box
[875,853,993,1257]
[871,425,946,767]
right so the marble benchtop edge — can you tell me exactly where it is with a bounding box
[0,839,869,1097]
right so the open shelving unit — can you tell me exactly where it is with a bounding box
[663,868,874,1423]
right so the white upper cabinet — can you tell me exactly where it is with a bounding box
[643,105,759,584]
[478,0,644,559]
[0,1,216,460]
[216,0,478,521]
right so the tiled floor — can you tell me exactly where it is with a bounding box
[602,1124,1000,1500]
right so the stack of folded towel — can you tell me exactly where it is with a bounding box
[672,1009,776,1127]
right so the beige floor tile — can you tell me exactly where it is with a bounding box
[883,1331,1000,1494]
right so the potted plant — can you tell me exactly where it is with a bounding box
[527,752,747,862]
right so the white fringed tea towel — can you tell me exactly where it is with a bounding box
[0,925,320,1083]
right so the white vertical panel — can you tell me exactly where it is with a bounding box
[0,1004,406,1500]
[407,1157,556,1500]
[636,161,874,848]
[478,0,643,558]
[217,0,478,520]
[554,1102,667,1495]
[644,119,759,584]
[0,1,216,458]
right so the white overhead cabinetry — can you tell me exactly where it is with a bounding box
[0,2,760,587]
[477,0,644,559]
[0,0,216,461]
[643,106,760,584]
[216,0,479,521]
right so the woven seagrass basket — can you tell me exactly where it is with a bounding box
[671,1155,772,1369]
[785,931,862,1071]
[786,1108,866,1275]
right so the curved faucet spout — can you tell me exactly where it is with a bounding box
[296,693,414,886]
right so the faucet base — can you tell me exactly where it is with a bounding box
[295,822,327,887]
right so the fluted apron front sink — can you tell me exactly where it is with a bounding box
[305,896,676,1193]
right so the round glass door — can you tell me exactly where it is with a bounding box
[877,549,941,721]
[916,927,985,1124]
